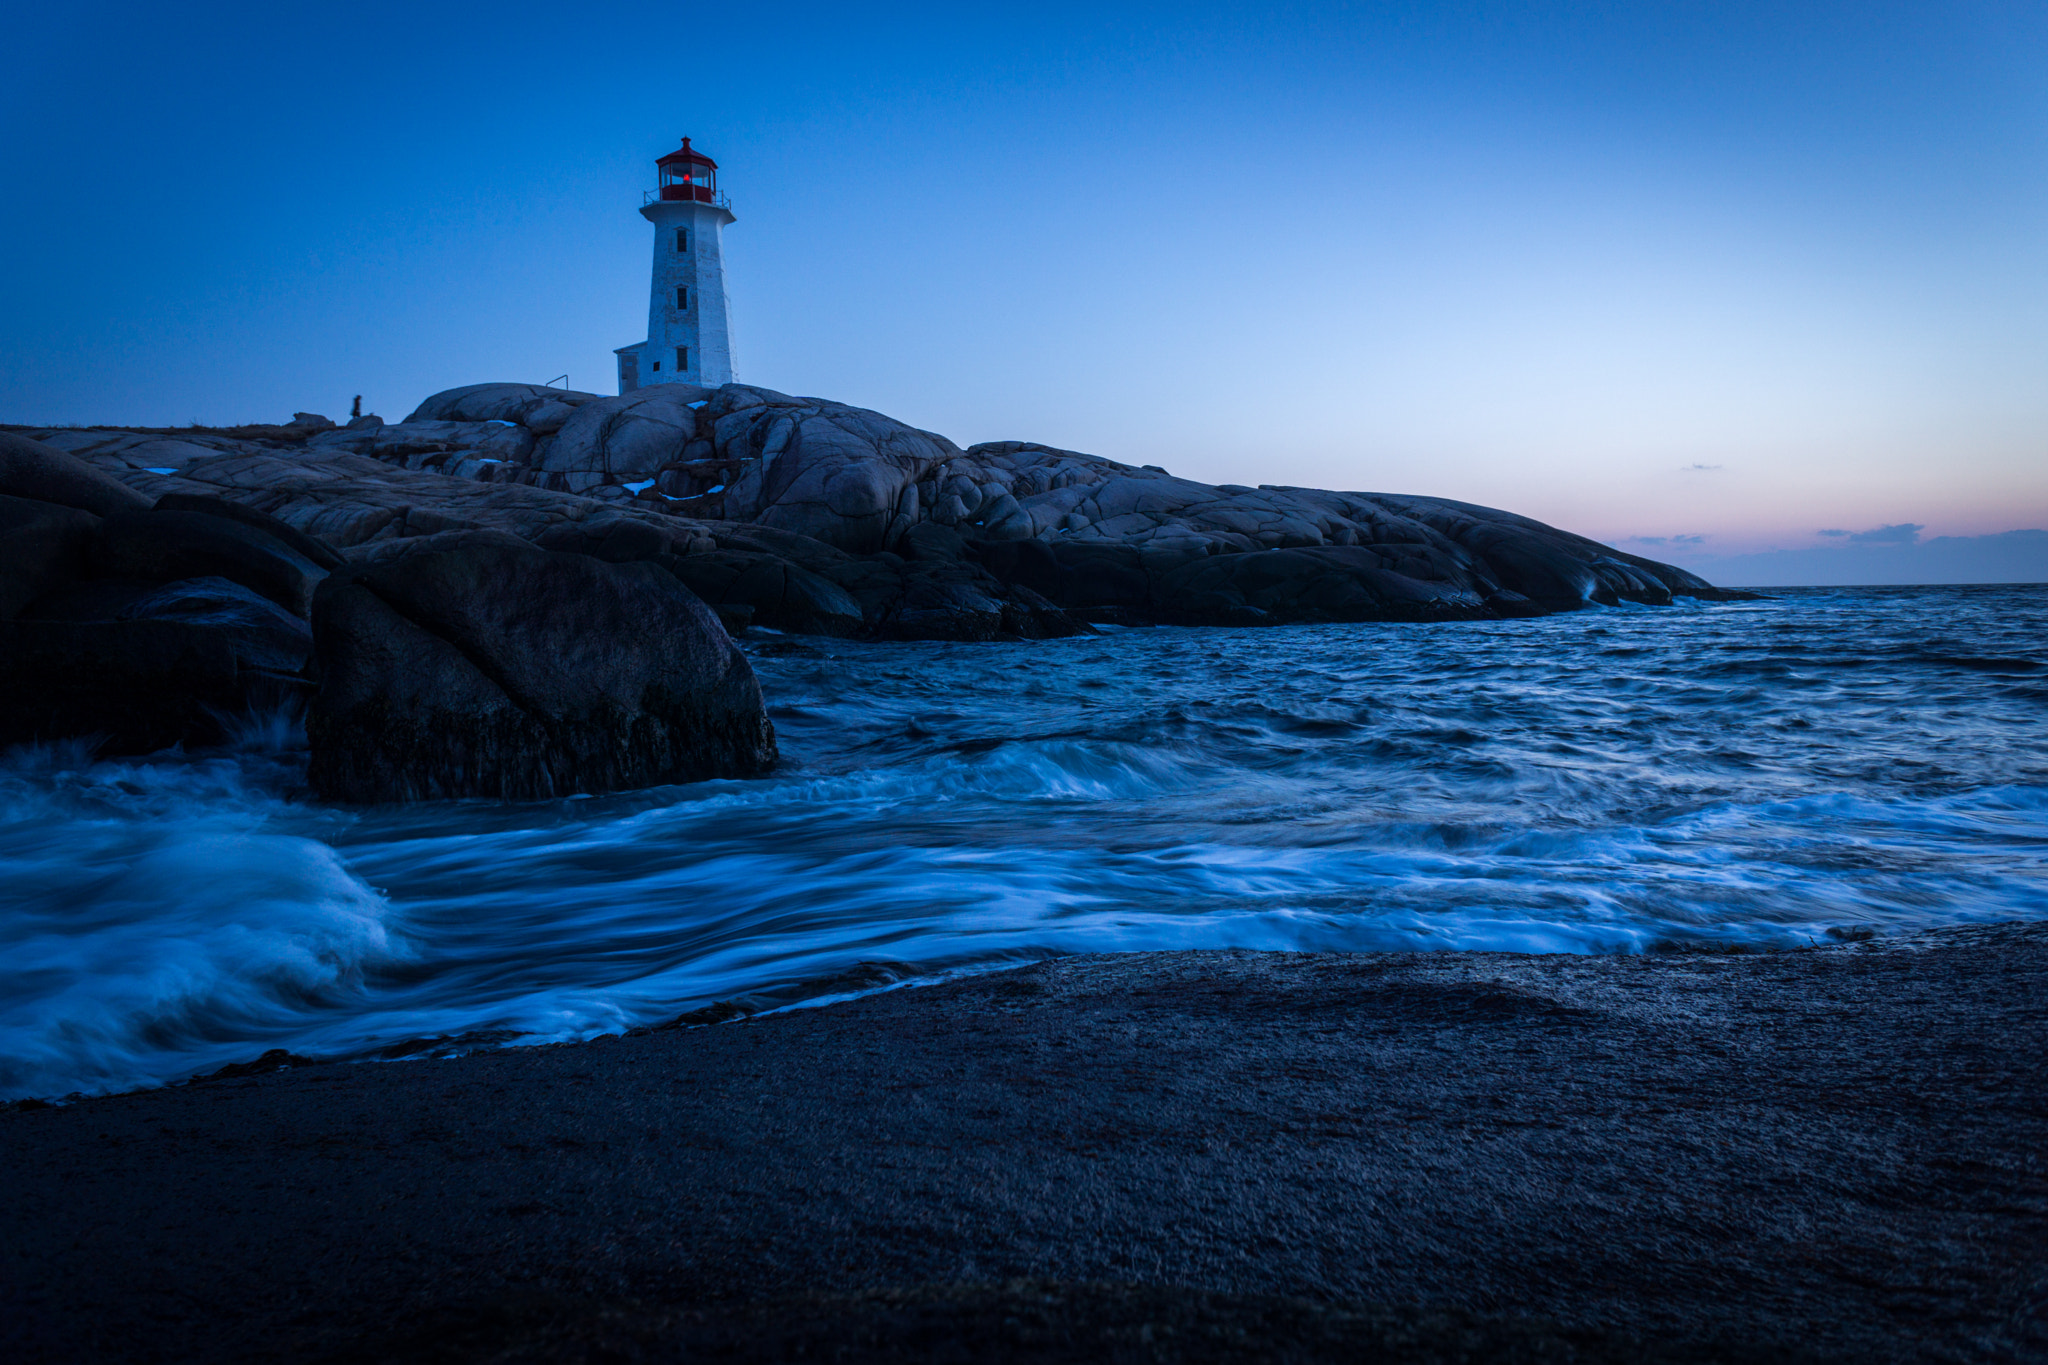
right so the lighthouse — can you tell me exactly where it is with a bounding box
[615,138,736,394]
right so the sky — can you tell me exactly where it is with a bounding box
[3,1,2045,584]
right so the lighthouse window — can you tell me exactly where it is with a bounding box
[675,286,689,310]
[675,228,689,252]
[677,346,689,371]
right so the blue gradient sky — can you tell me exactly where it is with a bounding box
[4,2,2044,570]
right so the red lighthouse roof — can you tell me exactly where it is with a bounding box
[657,137,718,171]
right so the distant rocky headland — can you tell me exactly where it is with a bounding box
[1,382,1752,801]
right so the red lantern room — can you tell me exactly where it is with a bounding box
[656,138,718,202]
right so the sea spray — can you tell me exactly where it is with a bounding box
[0,743,399,1097]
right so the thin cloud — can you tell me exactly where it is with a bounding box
[1820,523,1924,545]
[1625,533,1707,547]
[1679,463,1723,472]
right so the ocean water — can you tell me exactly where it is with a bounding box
[3,584,2045,1101]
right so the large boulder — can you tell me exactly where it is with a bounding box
[307,532,777,802]
[403,383,604,434]
[0,431,152,519]
[0,488,331,752]
[0,495,99,620]
[95,510,330,617]
[542,386,710,479]
[705,387,961,553]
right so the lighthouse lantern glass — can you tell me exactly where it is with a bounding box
[660,159,715,201]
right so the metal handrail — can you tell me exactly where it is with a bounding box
[643,189,732,209]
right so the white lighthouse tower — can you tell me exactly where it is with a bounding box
[614,138,736,394]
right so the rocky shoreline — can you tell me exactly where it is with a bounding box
[3,923,2041,1363]
[3,383,1754,801]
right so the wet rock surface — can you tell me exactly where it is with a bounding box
[308,531,776,802]
[1,924,2039,1364]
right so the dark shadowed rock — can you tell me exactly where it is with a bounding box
[659,550,864,638]
[795,552,1083,642]
[992,580,1088,640]
[95,510,329,617]
[979,539,1149,612]
[22,575,314,678]
[307,532,777,802]
[1344,495,1727,608]
[152,493,346,571]
[0,495,99,620]
[3,571,317,753]
[1155,546,1494,624]
[0,618,246,753]
[898,521,971,563]
[522,514,1080,641]
[883,562,1010,641]
[708,522,859,574]
[117,577,314,676]
[0,431,153,519]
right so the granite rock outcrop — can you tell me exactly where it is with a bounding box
[15,381,1741,647]
[2,383,1750,780]
[308,532,776,802]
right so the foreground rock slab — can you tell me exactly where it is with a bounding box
[3,924,2040,1364]
[309,532,777,801]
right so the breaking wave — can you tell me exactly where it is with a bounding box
[3,583,2044,1099]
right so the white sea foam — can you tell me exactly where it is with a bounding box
[3,585,2045,1099]
[0,745,400,1097]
